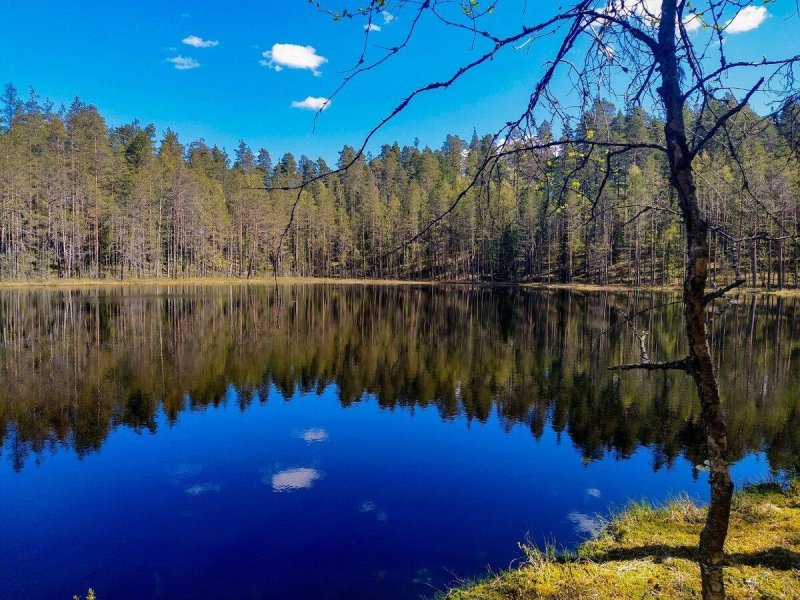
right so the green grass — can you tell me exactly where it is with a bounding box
[444,481,800,599]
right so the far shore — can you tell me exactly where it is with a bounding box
[0,276,798,296]
[0,276,435,289]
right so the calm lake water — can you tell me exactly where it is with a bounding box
[1,284,798,599]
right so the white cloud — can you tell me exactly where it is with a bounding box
[269,467,320,492]
[599,43,616,60]
[261,43,328,75]
[382,11,395,24]
[605,0,662,22]
[182,35,219,48]
[365,23,381,32]
[291,96,331,111]
[605,1,716,34]
[587,488,602,498]
[682,13,703,33]
[167,56,200,70]
[300,428,328,442]
[726,6,767,34]
[634,0,662,18]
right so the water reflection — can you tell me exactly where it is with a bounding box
[301,428,328,443]
[174,463,203,477]
[567,512,602,536]
[0,284,798,473]
[184,483,221,496]
[269,467,321,492]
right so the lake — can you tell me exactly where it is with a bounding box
[1,284,798,599]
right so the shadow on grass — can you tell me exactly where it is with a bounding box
[587,544,800,571]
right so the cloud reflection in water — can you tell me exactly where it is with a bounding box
[184,483,221,496]
[567,511,601,536]
[268,467,321,492]
[300,428,328,443]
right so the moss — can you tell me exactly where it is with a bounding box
[445,481,800,599]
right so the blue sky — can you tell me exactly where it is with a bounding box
[1,1,795,162]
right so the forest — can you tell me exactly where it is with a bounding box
[1,83,799,286]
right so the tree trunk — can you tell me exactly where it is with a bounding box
[656,2,734,597]
[680,185,734,599]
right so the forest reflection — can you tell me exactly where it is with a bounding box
[1,284,798,473]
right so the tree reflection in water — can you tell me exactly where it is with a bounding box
[1,284,798,474]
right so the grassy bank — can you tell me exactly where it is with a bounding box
[524,282,800,297]
[1,276,800,297]
[0,276,435,289]
[445,481,800,599]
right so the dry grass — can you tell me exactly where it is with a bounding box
[1,276,799,296]
[0,276,436,290]
[444,481,800,599]
[523,282,682,294]
[524,282,800,298]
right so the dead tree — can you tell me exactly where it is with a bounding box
[267,2,800,597]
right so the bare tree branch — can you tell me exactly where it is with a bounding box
[703,278,746,305]
[608,358,691,372]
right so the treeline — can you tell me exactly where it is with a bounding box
[1,84,798,285]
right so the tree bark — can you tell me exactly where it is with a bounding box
[656,1,734,597]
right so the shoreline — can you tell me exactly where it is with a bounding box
[0,276,798,296]
[0,276,436,289]
[445,481,800,599]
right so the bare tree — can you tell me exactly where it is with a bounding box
[267,2,800,597]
